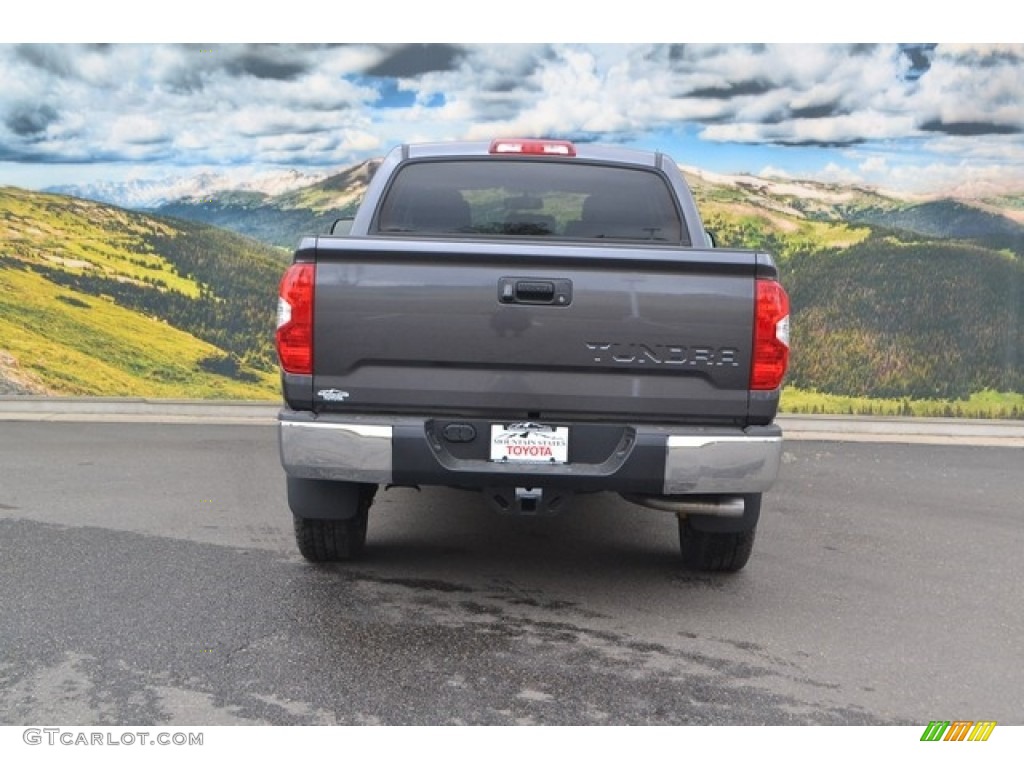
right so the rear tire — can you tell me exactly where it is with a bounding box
[294,514,368,562]
[678,494,759,573]
[288,479,376,562]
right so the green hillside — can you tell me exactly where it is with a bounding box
[0,187,285,398]
[784,237,1022,399]
[4,164,1022,415]
[685,170,1023,410]
[847,199,1024,252]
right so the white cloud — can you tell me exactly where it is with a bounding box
[912,45,1024,130]
[2,42,1023,196]
[110,116,168,145]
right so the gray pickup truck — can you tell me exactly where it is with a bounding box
[275,138,790,572]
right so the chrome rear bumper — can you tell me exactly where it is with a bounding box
[279,410,782,495]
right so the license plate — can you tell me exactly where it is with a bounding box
[490,423,569,464]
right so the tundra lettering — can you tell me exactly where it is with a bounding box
[586,342,740,366]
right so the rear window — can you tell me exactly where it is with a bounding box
[374,159,688,244]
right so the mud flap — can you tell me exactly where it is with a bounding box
[287,477,376,520]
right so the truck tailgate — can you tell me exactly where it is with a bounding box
[310,237,760,424]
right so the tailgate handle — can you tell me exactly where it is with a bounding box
[517,281,555,301]
[499,277,572,306]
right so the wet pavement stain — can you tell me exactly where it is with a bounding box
[1,518,900,725]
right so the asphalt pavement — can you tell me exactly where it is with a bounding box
[0,403,1021,725]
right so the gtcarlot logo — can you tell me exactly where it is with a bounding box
[23,728,203,747]
[920,721,997,742]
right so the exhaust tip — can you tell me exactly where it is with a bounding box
[622,494,745,517]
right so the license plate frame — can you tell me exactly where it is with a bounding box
[489,423,569,464]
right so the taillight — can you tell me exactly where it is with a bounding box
[489,138,576,156]
[276,263,314,375]
[751,279,790,390]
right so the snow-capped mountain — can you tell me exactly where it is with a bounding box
[46,168,329,209]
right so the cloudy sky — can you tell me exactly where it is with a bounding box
[2,41,1023,196]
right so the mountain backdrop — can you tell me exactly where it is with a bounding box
[0,186,286,398]
[45,168,327,211]
[148,161,380,248]
[685,170,1023,403]
[3,162,1022,414]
